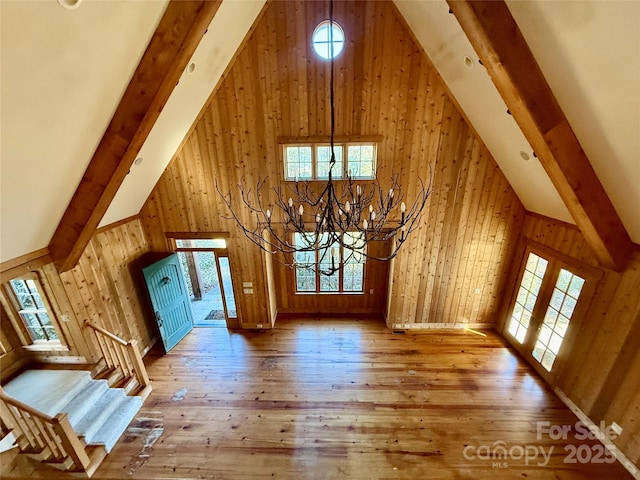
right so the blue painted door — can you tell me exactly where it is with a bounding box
[142,253,193,352]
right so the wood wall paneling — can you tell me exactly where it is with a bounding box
[0,304,29,382]
[139,0,524,327]
[60,218,155,354]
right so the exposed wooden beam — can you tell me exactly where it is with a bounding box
[447,0,634,272]
[48,0,221,273]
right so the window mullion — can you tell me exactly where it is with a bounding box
[342,145,347,178]
[526,260,559,347]
[313,144,318,180]
[315,246,321,293]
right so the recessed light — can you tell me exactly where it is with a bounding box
[134,157,144,166]
[186,62,196,74]
[463,56,474,68]
[57,0,82,10]
[519,151,530,161]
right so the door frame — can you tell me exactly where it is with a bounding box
[166,232,240,328]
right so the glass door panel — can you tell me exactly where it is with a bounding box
[507,252,548,343]
[216,256,237,319]
[532,269,585,372]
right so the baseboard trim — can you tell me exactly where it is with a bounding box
[388,322,494,330]
[554,387,639,479]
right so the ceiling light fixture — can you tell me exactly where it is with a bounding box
[217,0,432,275]
[57,0,82,10]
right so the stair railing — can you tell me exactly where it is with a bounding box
[0,387,90,472]
[84,320,151,396]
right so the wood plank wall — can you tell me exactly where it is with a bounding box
[500,212,640,467]
[0,305,29,380]
[59,218,155,353]
[140,0,524,327]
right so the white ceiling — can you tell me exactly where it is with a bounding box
[101,0,266,227]
[1,0,638,264]
[396,0,640,234]
[0,0,168,261]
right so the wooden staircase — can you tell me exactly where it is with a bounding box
[0,321,152,477]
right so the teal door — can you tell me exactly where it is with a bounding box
[142,254,194,352]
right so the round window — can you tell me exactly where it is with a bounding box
[312,20,345,60]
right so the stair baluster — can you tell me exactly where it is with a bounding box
[84,321,151,400]
[0,388,91,472]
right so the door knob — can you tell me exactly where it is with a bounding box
[155,311,164,327]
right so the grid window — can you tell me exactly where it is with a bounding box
[285,146,313,180]
[342,232,365,292]
[507,253,548,344]
[347,144,376,178]
[284,142,376,180]
[317,145,344,179]
[532,269,585,372]
[294,233,317,292]
[175,238,226,249]
[294,232,365,294]
[318,233,340,292]
[9,278,59,342]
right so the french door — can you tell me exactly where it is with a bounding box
[504,246,599,381]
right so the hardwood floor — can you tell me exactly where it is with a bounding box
[2,318,633,479]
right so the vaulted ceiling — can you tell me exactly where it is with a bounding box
[1,0,638,267]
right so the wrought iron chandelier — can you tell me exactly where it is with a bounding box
[218,0,432,275]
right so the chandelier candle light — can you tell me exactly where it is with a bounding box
[217,0,432,275]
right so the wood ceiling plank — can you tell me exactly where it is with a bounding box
[447,0,634,272]
[48,0,221,273]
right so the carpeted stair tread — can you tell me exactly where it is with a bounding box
[3,370,92,417]
[89,395,142,453]
[60,378,110,429]
[4,369,143,456]
[74,389,128,441]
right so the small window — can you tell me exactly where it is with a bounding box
[1,273,66,350]
[317,145,343,179]
[283,142,376,180]
[312,20,345,60]
[175,238,227,249]
[294,232,365,294]
[9,278,59,342]
[285,146,313,180]
[347,144,376,179]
